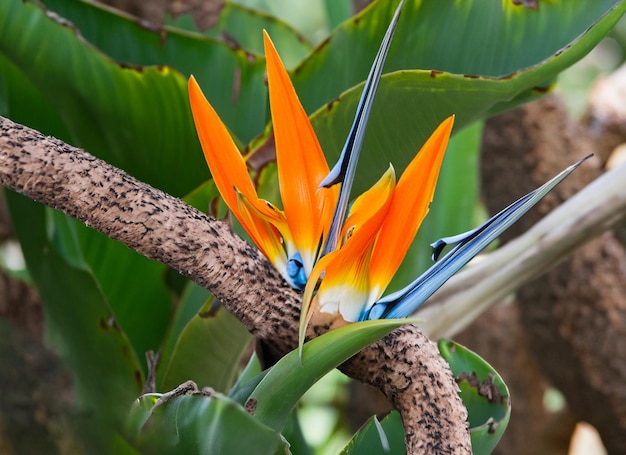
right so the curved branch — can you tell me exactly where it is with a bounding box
[0,116,470,454]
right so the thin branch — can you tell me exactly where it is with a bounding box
[0,116,471,454]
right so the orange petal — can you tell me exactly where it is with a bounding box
[369,115,455,299]
[188,76,257,212]
[263,32,339,273]
[236,191,289,272]
[189,76,284,261]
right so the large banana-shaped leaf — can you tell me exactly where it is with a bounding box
[1,0,267,196]
[306,1,625,194]
[292,0,625,111]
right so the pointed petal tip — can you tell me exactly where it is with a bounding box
[262,29,276,55]
[441,114,455,133]
[187,75,203,102]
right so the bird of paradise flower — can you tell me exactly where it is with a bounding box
[188,0,589,353]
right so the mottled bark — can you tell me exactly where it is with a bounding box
[481,94,626,453]
[0,320,80,455]
[0,116,471,454]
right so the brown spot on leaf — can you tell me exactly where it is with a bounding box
[199,303,221,318]
[99,316,121,331]
[245,397,257,414]
[326,98,339,111]
[430,70,443,78]
[533,84,553,94]
[511,0,539,9]
[457,371,504,404]
[221,32,242,50]
[118,61,145,73]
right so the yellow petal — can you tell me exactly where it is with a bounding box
[369,115,455,299]
[263,32,339,274]
[298,251,332,355]
[341,165,396,242]
[299,167,395,346]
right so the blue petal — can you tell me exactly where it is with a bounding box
[286,252,307,290]
[320,0,405,257]
[362,154,593,320]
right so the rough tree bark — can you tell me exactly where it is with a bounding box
[0,116,471,454]
[480,93,626,453]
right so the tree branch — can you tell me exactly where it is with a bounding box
[0,116,470,453]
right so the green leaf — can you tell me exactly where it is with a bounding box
[49,211,173,369]
[249,319,408,431]
[156,281,210,378]
[158,297,252,392]
[0,51,72,141]
[203,3,313,69]
[5,192,143,450]
[282,411,313,455]
[1,0,266,196]
[230,0,335,45]
[112,433,144,455]
[438,340,511,455]
[308,0,624,195]
[125,392,289,454]
[339,411,405,455]
[229,352,265,406]
[292,0,626,113]
[40,0,269,146]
